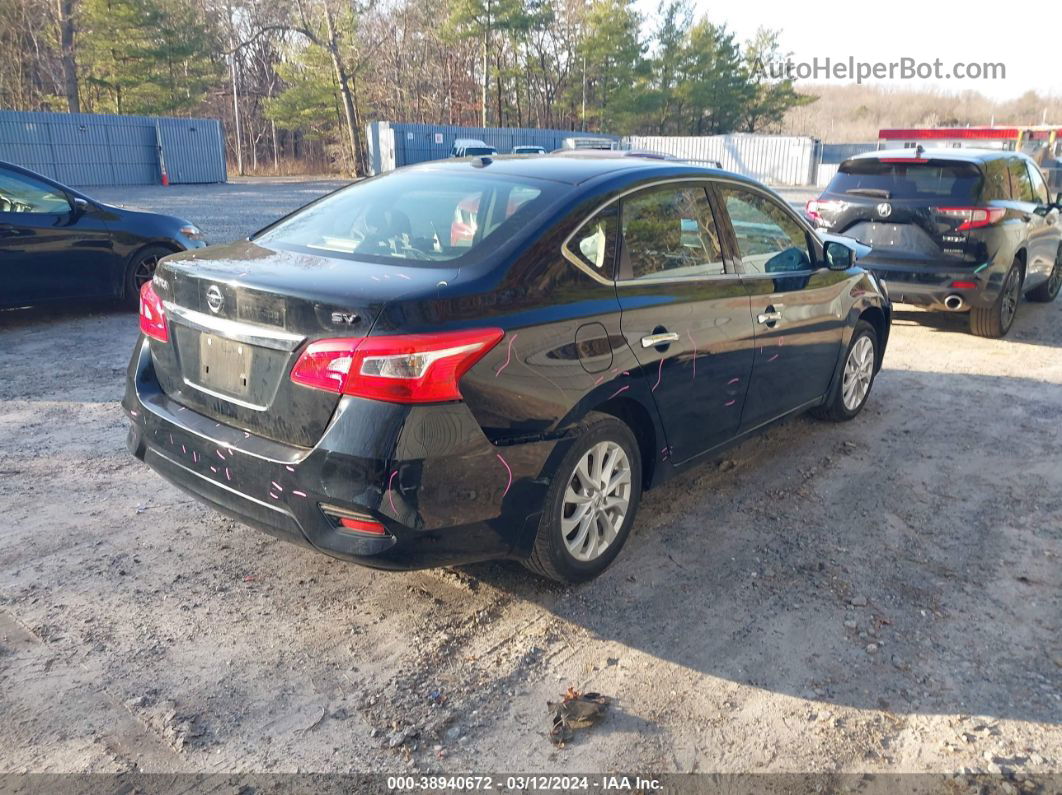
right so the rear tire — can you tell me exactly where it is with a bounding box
[811,320,878,423]
[523,412,642,584]
[123,245,173,309]
[1027,247,1062,303]
[970,261,1022,337]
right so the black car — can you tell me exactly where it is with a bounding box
[123,155,890,583]
[0,160,207,309]
[806,148,1062,337]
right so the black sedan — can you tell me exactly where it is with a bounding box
[123,154,890,583]
[0,160,207,310]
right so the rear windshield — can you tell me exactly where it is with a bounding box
[462,147,496,156]
[829,159,983,201]
[255,171,552,264]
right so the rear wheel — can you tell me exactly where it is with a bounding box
[970,261,1022,337]
[524,412,642,584]
[811,320,878,422]
[123,245,172,309]
[1027,246,1062,303]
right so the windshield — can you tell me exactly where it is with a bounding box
[829,159,983,201]
[256,171,551,264]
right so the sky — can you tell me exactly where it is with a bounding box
[636,0,1062,101]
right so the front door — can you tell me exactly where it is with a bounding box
[714,182,848,430]
[615,182,756,464]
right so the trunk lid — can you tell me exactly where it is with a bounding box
[814,157,987,265]
[149,240,453,447]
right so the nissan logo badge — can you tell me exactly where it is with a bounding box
[206,284,224,314]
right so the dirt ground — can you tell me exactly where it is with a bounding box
[0,181,1059,783]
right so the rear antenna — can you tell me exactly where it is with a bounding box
[472,155,493,168]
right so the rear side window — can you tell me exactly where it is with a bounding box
[1008,159,1036,202]
[1027,162,1050,204]
[829,159,983,201]
[619,185,724,280]
[256,171,552,264]
[718,186,811,275]
[565,205,618,278]
[982,159,1012,201]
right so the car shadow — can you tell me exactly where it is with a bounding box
[459,368,1062,727]
[891,300,1062,349]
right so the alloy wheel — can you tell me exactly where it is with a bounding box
[1000,268,1020,329]
[561,441,632,562]
[133,254,160,291]
[1049,252,1062,297]
[841,335,875,411]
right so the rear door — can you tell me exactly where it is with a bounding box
[0,166,116,304]
[614,181,755,463]
[714,182,847,429]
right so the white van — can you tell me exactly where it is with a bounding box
[450,139,497,158]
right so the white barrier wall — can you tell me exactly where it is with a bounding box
[625,134,820,186]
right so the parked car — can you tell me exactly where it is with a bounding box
[124,154,890,583]
[806,148,1062,337]
[0,160,207,310]
[512,145,547,155]
[450,139,497,158]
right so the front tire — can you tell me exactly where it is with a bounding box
[970,261,1022,337]
[524,412,642,584]
[123,245,173,309]
[811,320,878,422]
[1027,247,1062,303]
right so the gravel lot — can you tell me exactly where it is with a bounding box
[0,180,1059,783]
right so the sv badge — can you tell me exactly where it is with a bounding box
[330,311,360,325]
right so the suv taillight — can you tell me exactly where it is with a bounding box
[290,328,504,404]
[139,281,168,342]
[934,206,1006,231]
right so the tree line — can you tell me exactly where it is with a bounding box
[0,0,812,175]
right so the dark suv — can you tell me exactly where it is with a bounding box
[124,155,890,583]
[807,148,1062,337]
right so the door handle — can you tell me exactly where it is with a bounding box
[641,332,679,348]
[757,311,783,325]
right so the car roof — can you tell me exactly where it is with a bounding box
[848,147,1022,165]
[405,151,748,186]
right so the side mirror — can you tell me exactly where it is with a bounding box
[823,239,854,271]
[70,196,89,216]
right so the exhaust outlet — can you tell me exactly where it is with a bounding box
[944,294,965,311]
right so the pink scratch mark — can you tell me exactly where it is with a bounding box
[688,332,697,379]
[767,353,780,362]
[292,490,307,498]
[269,492,279,500]
[129,409,138,417]
[216,449,226,461]
[168,434,174,445]
[209,465,217,474]
[724,399,737,407]
[192,451,199,463]
[387,470,398,514]
[728,377,740,385]
[396,273,411,280]
[496,454,513,498]
[271,481,283,492]
[652,359,663,392]
[608,385,630,400]
[495,333,518,377]
[593,374,605,386]
[181,444,187,454]
[225,468,232,481]
[243,431,250,439]
[285,465,295,472]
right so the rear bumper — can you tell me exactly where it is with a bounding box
[863,259,1003,310]
[123,336,560,570]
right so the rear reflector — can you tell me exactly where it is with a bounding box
[139,281,168,342]
[934,206,1006,231]
[290,328,504,404]
[338,516,387,535]
[950,280,978,289]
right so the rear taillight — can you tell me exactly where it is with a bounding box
[139,281,168,342]
[934,206,1006,231]
[805,198,841,226]
[290,328,504,404]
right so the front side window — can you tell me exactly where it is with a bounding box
[0,169,71,214]
[620,185,724,281]
[983,159,1012,201]
[719,186,811,275]
[256,171,552,264]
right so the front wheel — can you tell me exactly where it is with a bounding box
[1027,247,1062,303]
[523,412,642,584]
[123,245,173,309]
[811,320,878,422]
[970,261,1022,337]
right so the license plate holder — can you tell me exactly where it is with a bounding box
[198,333,253,397]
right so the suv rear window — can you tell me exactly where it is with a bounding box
[256,171,551,264]
[829,159,983,201]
